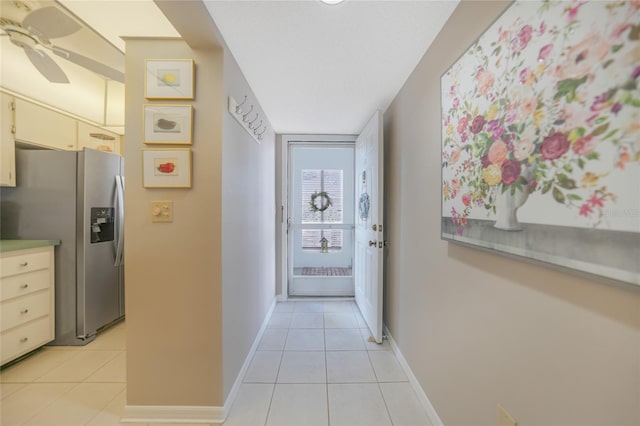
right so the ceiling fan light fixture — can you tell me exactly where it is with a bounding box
[320,0,345,5]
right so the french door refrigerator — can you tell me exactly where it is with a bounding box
[0,148,125,345]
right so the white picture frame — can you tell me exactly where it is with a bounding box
[143,104,193,145]
[142,148,192,188]
[145,59,194,100]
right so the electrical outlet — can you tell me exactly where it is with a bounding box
[150,200,173,223]
[498,404,517,426]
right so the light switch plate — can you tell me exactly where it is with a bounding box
[498,404,517,426]
[151,200,173,223]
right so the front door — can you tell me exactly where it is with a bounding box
[354,111,384,343]
[288,143,355,296]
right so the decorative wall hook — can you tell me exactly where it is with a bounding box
[249,118,261,130]
[242,105,254,122]
[235,95,248,114]
[228,96,268,144]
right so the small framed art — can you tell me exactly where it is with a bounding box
[144,104,192,144]
[145,59,194,100]
[142,148,192,188]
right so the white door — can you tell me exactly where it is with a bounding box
[354,111,384,343]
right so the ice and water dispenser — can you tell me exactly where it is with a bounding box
[90,207,115,243]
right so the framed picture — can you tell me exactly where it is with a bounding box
[144,104,193,145]
[142,148,192,188]
[441,0,639,286]
[145,59,194,100]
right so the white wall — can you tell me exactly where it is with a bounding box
[383,1,640,425]
[221,48,276,400]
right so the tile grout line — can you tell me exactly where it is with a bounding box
[323,301,331,426]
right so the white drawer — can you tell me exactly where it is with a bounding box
[1,250,50,278]
[0,269,50,302]
[1,290,51,332]
[1,316,52,364]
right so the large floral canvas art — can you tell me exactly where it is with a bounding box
[441,0,639,286]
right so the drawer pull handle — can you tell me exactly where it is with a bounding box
[19,262,29,267]
[20,337,29,343]
[21,309,29,314]
[20,283,29,289]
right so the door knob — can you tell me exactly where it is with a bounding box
[369,240,376,247]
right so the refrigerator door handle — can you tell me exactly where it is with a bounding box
[114,175,125,267]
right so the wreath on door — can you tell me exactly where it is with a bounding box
[309,191,332,212]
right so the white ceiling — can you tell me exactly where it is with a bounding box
[203,0,458,134]
[4,0,458,136]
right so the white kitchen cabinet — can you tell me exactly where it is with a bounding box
[77,122,120,154]
[0,93,16,186]
[1,244,56,365]
[14,98,77,150]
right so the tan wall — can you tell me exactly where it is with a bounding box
[124,39,224,406]
[383,1,640,425]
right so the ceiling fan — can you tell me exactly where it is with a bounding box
[0,4,124,84]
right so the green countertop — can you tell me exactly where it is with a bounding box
[0,240,61,252]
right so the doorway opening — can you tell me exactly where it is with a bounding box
[286,140,356,297]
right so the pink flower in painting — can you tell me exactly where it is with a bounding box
[501,160,522,185]
[612,23,632,39]
[612,102,623,114]
[470,115,486,134]
[521,98,537,117]
[450,149,461,165]
[476,68,495,96]
[512,25,533,52]
[462,193,471,207]
[457,116,469,134]
[541,132,570,160]
[538,44,553,62]
[556,34,610,79]
[566,1,587,21]
[460,131,469,143]
[632,66,640,80]
[452,97,460,109]
[572,135,596,156]
[492,126,505,140]
[587,193,605,208]
[519,67,534,85]
[579,203,593,217]
[487,141,508,165]
[498,27,510,43]
[537,21,547,36]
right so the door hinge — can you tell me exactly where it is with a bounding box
[372,224,377,231]
[11,125,16,135]
[9,101,15,111]
[379,224,383,232]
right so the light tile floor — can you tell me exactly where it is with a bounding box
[225,300,432,426]
[0,301,431,426]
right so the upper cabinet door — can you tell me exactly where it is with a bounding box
[14,99,77,151]
[0,93,16,187]
[77,122,119,154]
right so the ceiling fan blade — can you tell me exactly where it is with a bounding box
[23,6,81,39]
[51,46,125,83]
[23,46,69,83]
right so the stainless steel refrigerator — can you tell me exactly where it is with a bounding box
[0,148,125,345]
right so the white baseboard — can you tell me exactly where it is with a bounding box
[121,405,224,424]
[276,294,287,302]
[222,296,277,417]
[384,325,444,426]
[121,297,277,425]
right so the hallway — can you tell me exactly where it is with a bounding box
[224,300,431,426]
